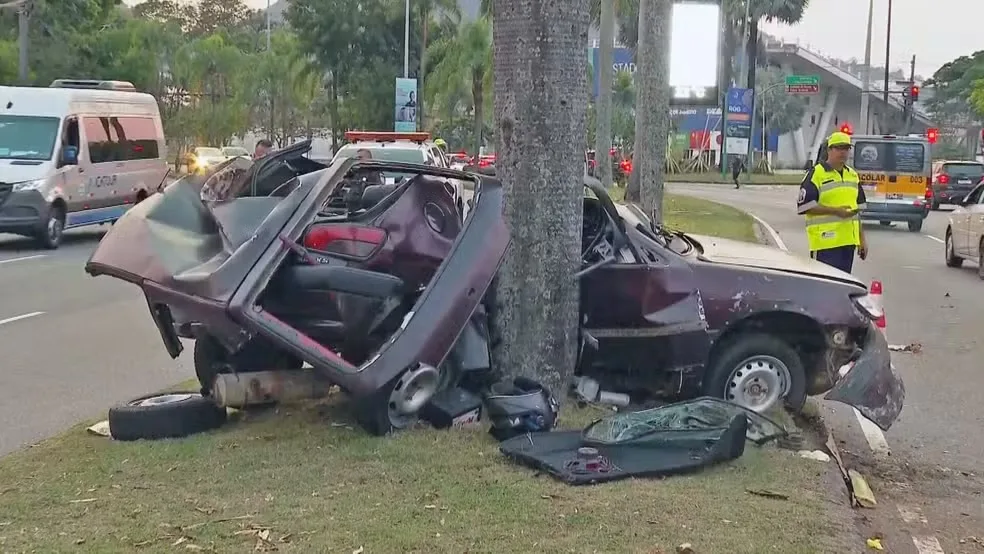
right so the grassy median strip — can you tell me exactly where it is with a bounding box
[0,198,834,553]
[665,171,803,185]
[606,191,760,244]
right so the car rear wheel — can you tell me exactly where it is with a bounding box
[908,219,923,232]
[931,198,941,210]
[703,333,807,414]
[356,356,462,436]
[978,239,984,280]
[945,230,963,268]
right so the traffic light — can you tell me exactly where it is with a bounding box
[840,122,853,135]
[910,85,920,102]
[926,128,939,144]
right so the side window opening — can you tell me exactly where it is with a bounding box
[63,117,79,149]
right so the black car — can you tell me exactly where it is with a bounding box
[930,160,984,209]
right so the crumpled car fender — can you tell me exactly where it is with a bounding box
[825,322,904,431]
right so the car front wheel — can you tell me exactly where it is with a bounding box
[703,333,807,414]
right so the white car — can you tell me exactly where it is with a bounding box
[944,179,984,278]
[332,131,465,215]
[221,146,250,160]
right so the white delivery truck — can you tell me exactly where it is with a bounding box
[0,79,168,248]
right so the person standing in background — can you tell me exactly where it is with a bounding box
[253,139,273,160]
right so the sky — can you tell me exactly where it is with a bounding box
[761,0,978,78]
[124,0,978,79]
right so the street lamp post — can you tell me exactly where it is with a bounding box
[859,0,874,134]
[403,0,410,78]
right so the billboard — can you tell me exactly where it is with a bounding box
[395,77,418,132]
[589,47,636,98]
[724,87,753,155]
[669,0,721,106]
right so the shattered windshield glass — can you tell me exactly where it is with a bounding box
[582,397,787,445]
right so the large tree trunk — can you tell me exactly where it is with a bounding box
[594,0,615,187]
[489,0,590,402]
[626,0,671,221]
[471,70,483,155]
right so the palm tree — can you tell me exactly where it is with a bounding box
[591,0,639,187]
[487,0,592,406]
[416,0,460,127]
[425,17,492,157]
[624,0,670,216]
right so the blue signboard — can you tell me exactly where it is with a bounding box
[725,87,754,155]
[588,47,636,98]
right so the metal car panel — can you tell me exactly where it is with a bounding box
[825,323,905,431]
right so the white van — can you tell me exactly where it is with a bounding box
[0,79,168,248]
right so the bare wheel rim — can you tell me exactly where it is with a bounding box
[724,355,791,413]
[47,213,63,243]
[131,393,196,407]
[387,364,440,429]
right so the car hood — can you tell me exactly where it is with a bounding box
[0,160,53,182]
[690,234,865,287]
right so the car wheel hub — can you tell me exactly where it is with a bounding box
[48,216,63,241]
[387,363,439,427]
[724,355,791,413]
[131,393,196,407]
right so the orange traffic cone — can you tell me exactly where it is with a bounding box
[870,280,887,339]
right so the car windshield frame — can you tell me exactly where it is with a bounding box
[0,114,61,161]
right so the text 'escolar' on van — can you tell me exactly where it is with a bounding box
[0,79,169,249]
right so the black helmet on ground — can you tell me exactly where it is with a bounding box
[483,376,559,441]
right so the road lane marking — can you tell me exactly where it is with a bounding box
[0,254,46,265]
[925,235,944,244]
[911,536,945,554]
[853,407,891,456]
[0,311,44,326]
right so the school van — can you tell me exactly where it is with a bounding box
[817,134,931,232]
[0,79,168,248]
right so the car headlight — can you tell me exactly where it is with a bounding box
[851,293,883,320]
[12,178,45,192]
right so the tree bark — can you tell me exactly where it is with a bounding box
[627,0,670,222]
[594,0,615,188]
[471,70,484,156]
[489,0,590,403]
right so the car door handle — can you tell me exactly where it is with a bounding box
[78,167,84,173]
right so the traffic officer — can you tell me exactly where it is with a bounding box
[796,131,868,274]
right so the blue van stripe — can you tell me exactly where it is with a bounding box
[65,204,131,228]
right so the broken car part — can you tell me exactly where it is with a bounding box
[86,154,507,436]
[211,369,334,409]
[420,387,483,429]
[107,393,227,441]
[483,377,560,442]
[500,410,749,485]
[571,376,630,407]
[581,397,787,446]
[574,178,904,428]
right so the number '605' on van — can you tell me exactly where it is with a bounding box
[0,79,168,249]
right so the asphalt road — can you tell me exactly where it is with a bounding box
[0,228,192,456]
[670,183,984,554]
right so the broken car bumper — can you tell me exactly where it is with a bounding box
[825,322,905,431]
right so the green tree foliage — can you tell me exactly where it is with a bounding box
[425,16,492,155]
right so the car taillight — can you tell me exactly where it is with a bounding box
[925,186,932,199]
[938,174,950,185]
[303,224,385,258]
[478,159,490,167]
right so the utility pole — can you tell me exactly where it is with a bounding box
[17,0,29,84]
[905,54,916,134]
[882,0,893,107]
[859,0,874,134]
[403,0,410,78]
[265,0,271,51]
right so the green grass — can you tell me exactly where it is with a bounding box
[0,198,832,553]
[0,395,841,554]
[605,191,760,243]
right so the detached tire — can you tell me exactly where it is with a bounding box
[108,393,227,441]
[703,333,807,414]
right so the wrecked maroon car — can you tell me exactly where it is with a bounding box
[86,152,508,436]
[85,147,903,436]
[576,179,904,430]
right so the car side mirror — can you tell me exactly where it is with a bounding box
[60,145,78,166]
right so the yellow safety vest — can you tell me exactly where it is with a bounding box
[804,163,862,251]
